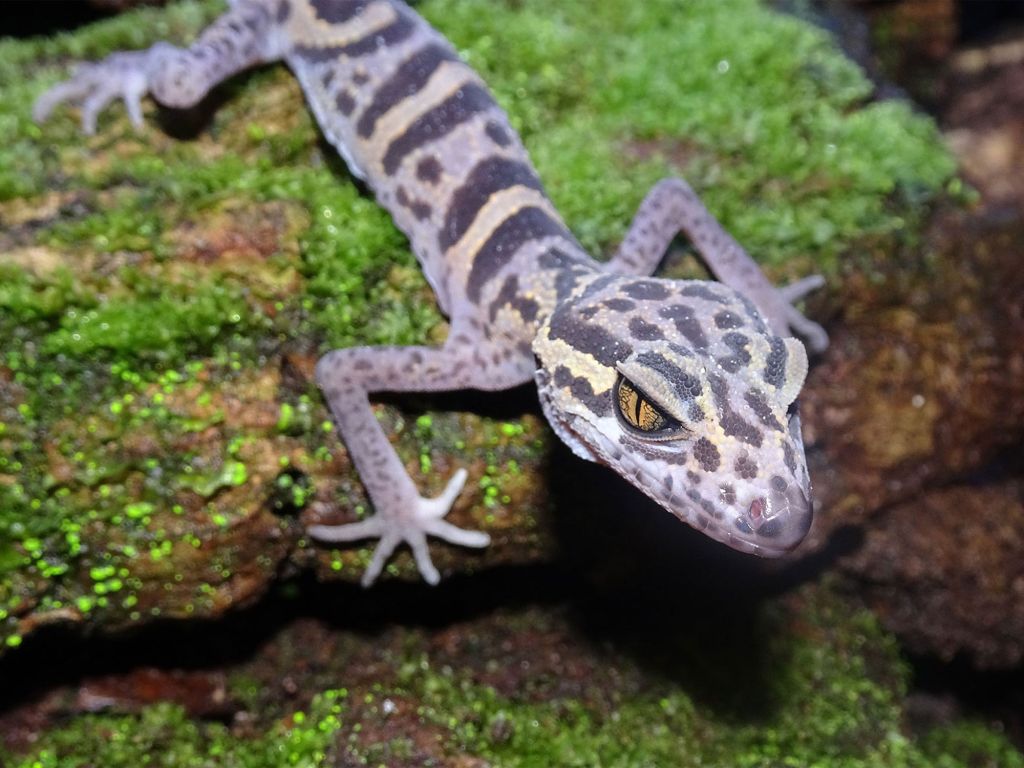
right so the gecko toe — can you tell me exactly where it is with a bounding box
[308,516,385,543]
[421,467,468,519]
[424,519,490,548]
[784,304,829,353]
[779,274,826,303]
[361,532,402,588]
[409,531,441,586]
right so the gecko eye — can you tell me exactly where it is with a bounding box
[614,375,686,440]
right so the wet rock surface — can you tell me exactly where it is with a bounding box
[840,479,1024,669]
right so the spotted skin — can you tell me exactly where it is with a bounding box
[35,0,828,586]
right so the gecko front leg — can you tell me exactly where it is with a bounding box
[310,339,532,587]
[606,177,828,351]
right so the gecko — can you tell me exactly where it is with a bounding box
[35,0,829,587]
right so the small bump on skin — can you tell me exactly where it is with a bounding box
[783,441,797,473]
[719,484,736,505]
[735,455,758,480]
[679,284,727,304]
[415,156,442,184]
[335,89,356,115]
[629,316,664,341]
[658,304,708,349]
[485,119,511,146]
[745,389,785,432]
[708,374,763,447]
[717,331,752,373]
[553,365,610,416]
[714,309,744,329]
[764,336,788,388]
[603,298,635,312]
[622,280,670,301]
[693,437,721,472]
[396,185,432,221]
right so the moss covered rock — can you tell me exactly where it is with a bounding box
[3,584,1021,767]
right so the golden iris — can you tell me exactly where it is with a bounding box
[614,376,681,437]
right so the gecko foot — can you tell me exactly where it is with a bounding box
[308,468,490,587]
[33,45,173,135]
[778,274,829,353]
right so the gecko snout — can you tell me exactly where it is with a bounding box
[736,476,813,555]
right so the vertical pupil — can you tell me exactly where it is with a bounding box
[617,378,672,433]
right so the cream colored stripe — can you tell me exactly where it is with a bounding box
[535,334,617,399]
[447,186,563,275]
[366,61,481,158]
[294,1,396,47]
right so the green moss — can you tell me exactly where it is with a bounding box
[354,593,1018,767]
[423,0,957,272]
[1,691,346,768]
[920,722,1024,768]
[7,590,1020,767]
[43,283,255,361]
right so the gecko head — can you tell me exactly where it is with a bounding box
[533,274,813,557]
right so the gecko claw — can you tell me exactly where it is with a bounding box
[34,50,157,134]
[309,467,488,587]
[779,274,826,303]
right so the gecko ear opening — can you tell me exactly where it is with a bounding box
[779,337,808,407]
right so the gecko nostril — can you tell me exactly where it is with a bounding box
[748,496,766,522]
